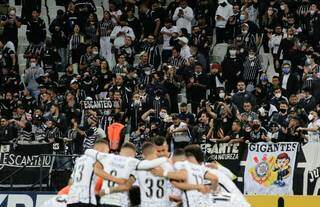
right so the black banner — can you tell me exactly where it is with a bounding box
[0,143,54,187]
[201,141,245,176]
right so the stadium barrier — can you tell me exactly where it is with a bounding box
[246,195,320,207]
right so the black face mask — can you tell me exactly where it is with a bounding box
[220,2,227,7]
[279,108,287,114]
[252,124,260,130]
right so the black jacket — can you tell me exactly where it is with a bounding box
[26,18,46,44]
[280,73,299,97]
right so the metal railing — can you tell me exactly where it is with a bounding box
[0,154,80,191]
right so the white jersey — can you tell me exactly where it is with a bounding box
[201,192,237,207]
[84,149,167,207]
[40,195,67,207]
[205,168,250,207]
[68,153,98,205]
[99,153,140,206]
[174,161,209,207]
[135,161,173,207]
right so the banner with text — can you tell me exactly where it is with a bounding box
[300,142,320,195]
[201,141,245,176]
[244,142,298,195]
[0,143,54,187]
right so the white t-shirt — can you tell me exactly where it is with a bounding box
[307,119,320,142]
[135,161,173,207]
[173,161,208,207]
[161,26,178,50]
[180,45,192,61]
[215,3,233,28]
[169,122,190,143]
[172,6,194,34]
[68,153,98,205]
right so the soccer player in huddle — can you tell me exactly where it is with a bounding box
[66,137,250,207]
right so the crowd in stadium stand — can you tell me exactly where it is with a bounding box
[0,0,320,158]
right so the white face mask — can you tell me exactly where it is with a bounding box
[229,50,237,57]
[242,30,248,35]
[310,10,315,15]
[219,92,225,99]
[248,54,255,60]
[308,114,314,121]
[280,5,285,10]
[92,51,99,55]
[134,99,141,105]
[30,63,36,68]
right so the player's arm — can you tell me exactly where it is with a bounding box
[135,157,168,170]
[93,162,127,185]
[171,181,209,193]
[100,176,136,196]
[204,171,219,192]
[151,167,187,181]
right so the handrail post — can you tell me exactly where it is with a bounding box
[39,155,43,191]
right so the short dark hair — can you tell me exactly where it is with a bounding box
[122,142,136,151]
[152,136,167,146]
[173,148,185,157]
[95,139,109,146]
[184,144,204,163]
[141,142,155,155]
[180,102,187,107]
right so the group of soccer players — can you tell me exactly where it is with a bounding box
[41,136,251,207]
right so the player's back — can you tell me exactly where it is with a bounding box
[99,153,137,207]
[136,161,173,207]
[174,161,208,207]
[68,154,98,205]
[209,169,250,207]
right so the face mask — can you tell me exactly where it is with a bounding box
[30,63,36,68]
[219,92,225,99]
[229,50,237,57]
[134,100,141,106]
[308,114,314,121]
[260,76,268,82]
[240,15,245,21]
[275,93,281,98]
[279,108,287,114]
[219,2,227,7]
[92,51,98,55]
[310,10,315,15]
[280,5,285,10]
[282,67,290,74]
[248,54,255,60]
[159,111,167,118]
[242,30,248,35]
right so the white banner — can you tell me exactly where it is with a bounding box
[301,142,320,195]
[244,142,298,195]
